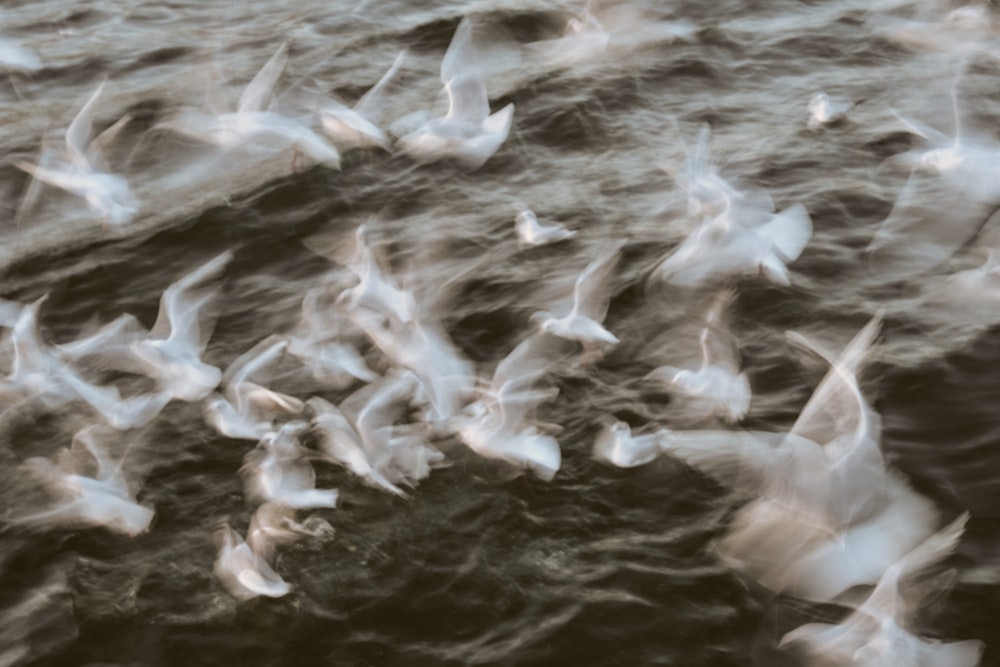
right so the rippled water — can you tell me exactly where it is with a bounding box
[2,0,1000,665]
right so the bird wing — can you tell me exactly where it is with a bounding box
[355,50,406,119]
[238,43,288,114]
[571,241,625,321]
[787,314,882,447]
[151,251,233,348]
[65,79,107,170]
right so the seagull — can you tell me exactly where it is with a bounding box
[592,419,668,468]
[14,80,139,227]
[91,252,231,402]
[337,223,417,324]
[660,123,774,223]
[321,51,406,150]
[308,396,409,497]
[454,333,566,480]
[286,285,377,389]
[214,522,291,601]
[15,426,154,537]
[808,92,854,129]
[161,43,340,168]
[652,194,812,287]
[657,315,942,601]
[242,422,339,510]
[396,17,514,169]
[348,372,448,487]
[644,289,751,423]
[532,242,624,359]
[867,73,1000,280]
[779,514,984,667]
[204,336,304,441]
[515,207,577,248]
[1,297,169,429]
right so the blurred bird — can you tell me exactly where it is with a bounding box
[15,80,139,227]
[161,43,340,168]
[515,207,577,248]
[396,18,514,169]
[15,426,154,536]
[780,513,983,667]
[321,51,405,150]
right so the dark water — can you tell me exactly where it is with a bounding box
[2,0,1000,665]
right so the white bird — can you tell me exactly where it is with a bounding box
[349,372,448,487]
[308,396,408,497]
[645,289,751,423]
[657,315,942,601]
[214,523,291,601]
[653,197,812,287]
[204,336,304,441]
[321,51,405,150]
[15,80,139,227]
[1,297,169,429]
[286,285,376,389]
[15,426,154,537]
[396,18,514,169]
[75,252,232,402]
[242,422,339,510]
[808,92,854,129]
[515,208,577,247]
[454,333,565,480]
[337,223,417,324]
[592,419,668,468]
[532,242,624,357]
[779,514,984,667]
[867,75,1000,280]
[162,44,340,168]
[660,123,774,224]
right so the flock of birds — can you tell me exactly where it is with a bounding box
[3,0,1000,664]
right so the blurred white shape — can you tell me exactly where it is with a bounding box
[645,289,751,423]
[515,207,577,247]
[309,396,409,497]
[286,284,377,389]
[243,422,339,509]
[78,252,232,403]
[321,51,405,150]
[214,522,291,601]
[532,241,623,356]
[871,5,997,55]
[0,35,41,71]
[161,44,340,168]
[658,315,943,601]
[808,91,854,130]
[16,426,154,536]
[780,513,983,667]
[204,336,304,441]
[868,75,1000,280]
[455,333,566,480]
[3,297,169,429]
[396,18,514,169]
[593,419,667,468]
[653,198,812,287]
[337,223,417,324]
[15,80,139,227]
